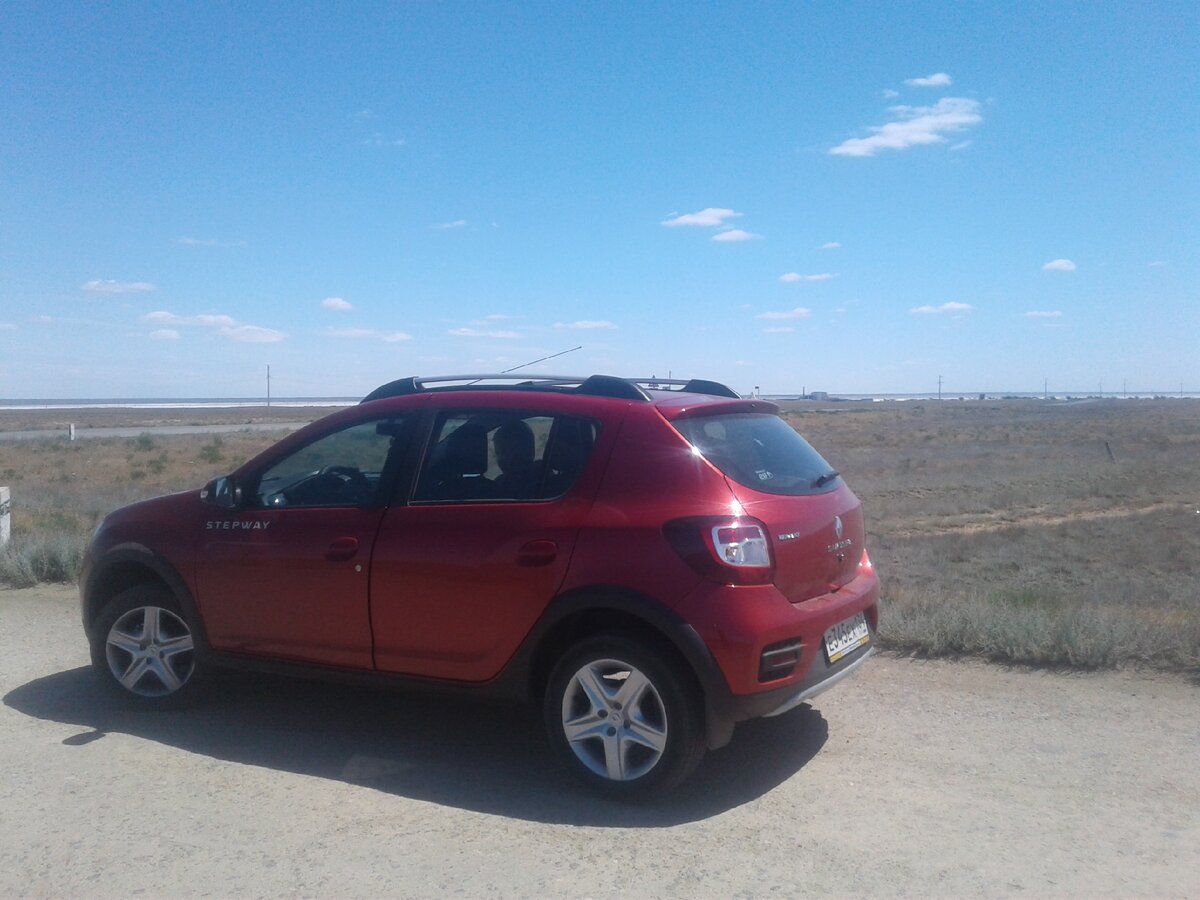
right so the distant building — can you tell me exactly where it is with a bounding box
[809,391,829,401]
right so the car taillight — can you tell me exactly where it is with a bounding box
[712,524,770,567]
[663,517,774,585]
[858,548,873,572]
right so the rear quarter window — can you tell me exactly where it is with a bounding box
[673,413,839,496]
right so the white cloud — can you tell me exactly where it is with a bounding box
[0,322,16,331]
[554,320,617,330]
[910,301,973,315]
[433,219,468,230]
[361,134,405,147]
[195,314,238,328]
[779,272,835,283]
[763,326,795,333]
[350,108,375,121]
[449,327,521,338]
[1148,260,1167,268]
[142,310,283,342]
[326,327,412,343]
[820,241,841,250]
[222,324,285,343]
[756,307,811,320]
[485,314,513,321]
[949,140,973,151]
[82,279,156,294]
[712,228,762,242]
[149,329,180,340]
[882,89,900,99]
[905,72,953,88]
[830,97,982,157]
[328,328,377,338]
[1042,258,1077,272]
[661,208,742,228]
[174,237,246,247]
[1025,310,1063,319]
[321,297,353,311]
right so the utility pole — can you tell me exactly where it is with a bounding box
[937,374,943,401]
[1123,379,1127,399]
[266,365,271,407]
[1044,377,1048,400]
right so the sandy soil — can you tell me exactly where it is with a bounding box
[2,585,1196,898]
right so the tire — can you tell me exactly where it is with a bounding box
[89,584,205,707]
[543,634,706,797]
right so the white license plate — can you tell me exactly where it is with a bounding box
[824,612,870,663]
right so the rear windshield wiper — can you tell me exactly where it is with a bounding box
[811,470,840,488]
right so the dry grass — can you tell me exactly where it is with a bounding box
[782,398,1200,670]
[2,399,1198,670]
[0,425,300,587]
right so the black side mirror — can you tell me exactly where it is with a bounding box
[201,476,241,509]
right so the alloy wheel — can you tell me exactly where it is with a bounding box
[560,657,669,781]
[105,606,195,697]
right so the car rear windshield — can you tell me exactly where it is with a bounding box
[673,413,839,496]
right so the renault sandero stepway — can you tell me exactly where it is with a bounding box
[81,374,880,796]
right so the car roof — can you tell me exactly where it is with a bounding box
[360,374,742,404]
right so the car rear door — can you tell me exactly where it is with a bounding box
[368,405,609,681]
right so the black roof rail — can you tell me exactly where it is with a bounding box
[576,375,651,401]
[625,377,741,399]
[681,379,740,399]
[360,374,739,404]
[361,377,421,403]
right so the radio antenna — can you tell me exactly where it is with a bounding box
[464,346,583,386]
[501,345,582,374]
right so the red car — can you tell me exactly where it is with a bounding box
[81,375,880,796]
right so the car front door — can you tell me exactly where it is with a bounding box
[195,415,410,669]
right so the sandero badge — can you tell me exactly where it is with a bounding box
[80,374,880,797]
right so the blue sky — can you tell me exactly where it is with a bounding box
[1,2,1196,398]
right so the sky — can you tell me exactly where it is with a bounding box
[1,1,1197,399]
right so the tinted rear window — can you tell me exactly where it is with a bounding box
[673,413,839,496]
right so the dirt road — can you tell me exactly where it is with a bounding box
[2,586,1196,898]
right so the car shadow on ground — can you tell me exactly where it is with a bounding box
[5,666,828,825]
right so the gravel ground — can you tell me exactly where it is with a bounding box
[2,585,1197,898]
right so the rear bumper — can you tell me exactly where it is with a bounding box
[703,630,877,736]
[763,643,874,717]
[676,571,880,748]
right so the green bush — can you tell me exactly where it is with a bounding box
[0,534,88,588]
[199,437,224,464]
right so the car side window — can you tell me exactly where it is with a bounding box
[413,412,597,503]
[253,417,407,508]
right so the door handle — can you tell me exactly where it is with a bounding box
[326,536,360,561]
[516,539,558,567]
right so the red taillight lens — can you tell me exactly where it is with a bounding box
[664,517,774,585]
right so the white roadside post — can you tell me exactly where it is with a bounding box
[0,486,10,547]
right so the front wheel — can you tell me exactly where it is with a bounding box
[544,635,706,797]
[89,585,204,706]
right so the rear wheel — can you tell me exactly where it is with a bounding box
[89,585,204,706]
[544,635,705,797]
